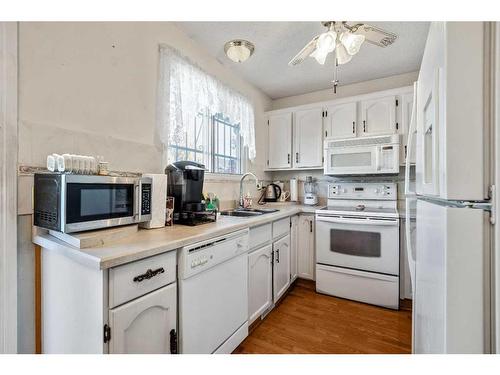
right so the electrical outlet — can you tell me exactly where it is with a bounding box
[256,181,263,190]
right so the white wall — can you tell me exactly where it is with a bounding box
[18,22,272,181]
[271,71,418,110]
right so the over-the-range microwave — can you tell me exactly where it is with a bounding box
[324,134,400,176]
[34,174,152,233]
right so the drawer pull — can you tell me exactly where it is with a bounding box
[133,267,165,282]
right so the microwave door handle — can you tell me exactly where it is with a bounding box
[375,147,381,171]
[405,81,418,196]
[134,182,140,221]
[316,216,399,226]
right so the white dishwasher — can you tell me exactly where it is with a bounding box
[178,229,249,354]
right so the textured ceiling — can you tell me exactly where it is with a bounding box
[176,21,429,99]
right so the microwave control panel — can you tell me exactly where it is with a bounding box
[328,183,397,200]
[141,183,152,215]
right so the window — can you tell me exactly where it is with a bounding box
[167,111,242,175]
[157,46,255,175]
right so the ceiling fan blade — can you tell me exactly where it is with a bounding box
[288,35,319,66]
[348,23,397,47]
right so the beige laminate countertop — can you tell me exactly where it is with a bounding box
[33,203,322,270]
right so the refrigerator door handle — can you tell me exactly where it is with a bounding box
[405,198,416,294]
[405,81,418,197]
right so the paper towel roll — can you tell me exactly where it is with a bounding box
[140,174,168,229]
[290,178,298,202]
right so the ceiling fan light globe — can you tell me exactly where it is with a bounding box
[336,43,353,65]
[340,32,365,56]
[316,31,337,54]
[311,48,328,65]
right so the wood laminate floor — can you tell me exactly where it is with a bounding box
[234,279,412,354]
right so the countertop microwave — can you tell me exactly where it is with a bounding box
[324,134,400,176]
[34,174,152,233]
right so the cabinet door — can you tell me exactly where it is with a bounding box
[324,102,357,139]
[273,234,291,303]
[290,215,299,282]
[267,113,292,169]
[293,108,323,168]
[298,215,315,280]
[400,92,416,165]
[360,96,396,136]
[109,283,177,354]
[248,244,273,324]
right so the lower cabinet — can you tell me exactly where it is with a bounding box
[109,282,177,354]
[273,234,291,302]
[298,214,315,280]
[290,215,299,282]
[248,244,273,324]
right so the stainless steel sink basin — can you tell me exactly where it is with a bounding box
[220,207,279,217]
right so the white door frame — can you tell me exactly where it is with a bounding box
[494,21,500,354]
[0,22,18,354]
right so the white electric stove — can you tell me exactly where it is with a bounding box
[315,182,400,309]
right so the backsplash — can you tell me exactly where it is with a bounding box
[268,166,415,204]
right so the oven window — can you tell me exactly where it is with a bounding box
[330,229,381,257]
[66,183,134,223]
[331,152,372,167]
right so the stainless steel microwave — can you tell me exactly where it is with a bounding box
[34,174,152,233]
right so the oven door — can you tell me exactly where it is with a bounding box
[315,214,400,275]
[62,175,139,233]
[324,145,379,175]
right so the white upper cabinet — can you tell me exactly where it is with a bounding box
[267,112,292,169]
[360,95,397,136]
[293,108,323,168]
[400,92,416,165]
[324,102,357,140]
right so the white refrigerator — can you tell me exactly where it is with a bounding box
[405,22,494,353]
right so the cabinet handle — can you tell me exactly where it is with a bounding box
[363,120,366,132]
[170,329,178,354]
[352,121,355,134]
[287,153,290,164]
[276,249,280,263]
[296,153,299,163]
[310,220,313,233]
[405,145,407,158]
[133,267,165,283]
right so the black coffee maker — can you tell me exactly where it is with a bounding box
[165,161,215,225]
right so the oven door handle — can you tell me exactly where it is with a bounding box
[316,216,399,226]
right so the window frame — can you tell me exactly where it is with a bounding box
[167,110,246,177]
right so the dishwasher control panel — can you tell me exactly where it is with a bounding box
[178,229,249,279]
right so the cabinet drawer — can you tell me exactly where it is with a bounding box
[109,250,176,308]
[249,223,272,250]
[273,217,290,240]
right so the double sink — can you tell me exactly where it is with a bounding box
[221,207,279,217]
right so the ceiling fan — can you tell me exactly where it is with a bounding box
[289,21,397,66]
[288,21,397,92]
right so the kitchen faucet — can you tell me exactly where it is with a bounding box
[239,172,259,208]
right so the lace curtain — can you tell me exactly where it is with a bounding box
[156,45,256,168]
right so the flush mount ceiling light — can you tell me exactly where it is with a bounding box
[224,39,255,63]
[289,21,397,93]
